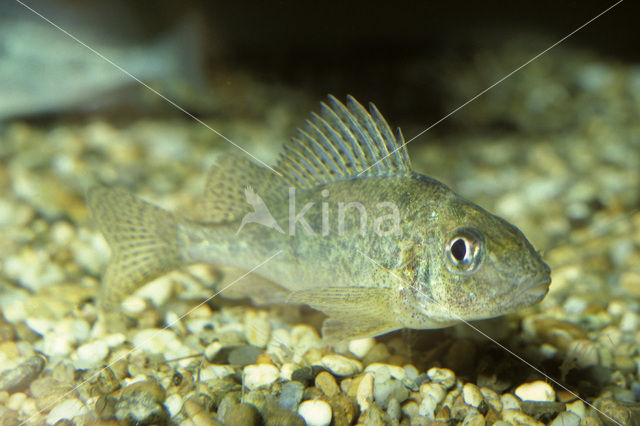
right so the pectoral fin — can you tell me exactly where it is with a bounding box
[289,287,402,343]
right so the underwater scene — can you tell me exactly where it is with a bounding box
[1,1,639,425]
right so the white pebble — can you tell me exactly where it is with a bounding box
[43,333,74,357]
[8,392,26,410]
[74,340,109,368]
[46,398,88,424]
[500,393,521,411]
[348,337,375,359]
[549,411,580,426]
[515,380,555,402]
[298,400,332,426]
[365,363,405,381]
[245,311,271,348]
[204,341,222,362]
[462,383,483,408]
[121,296,147,314]
[427,367,456,389]
[566,400,586,418]
[243,364,279,390]
[619,311,639,333]
[321,354,362,377]
[356,373,373,412]
[164,393,183,418]
[135,278,173,308]
[132,328,190,360]
[418,393,439,420]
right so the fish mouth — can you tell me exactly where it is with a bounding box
[517,273,552,300]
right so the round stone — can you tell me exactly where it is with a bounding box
[462,383,483,408]
[243,364,279,390]
[46,398,89,424]
[515,380,556,402]
[315,371,340,397]
[298,400,332,426]
[320,354,362,377]
[348,337,376,359]
[426,367,456,389]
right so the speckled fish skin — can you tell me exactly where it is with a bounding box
[88,95,551,342]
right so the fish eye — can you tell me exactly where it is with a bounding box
[446,229,482,271]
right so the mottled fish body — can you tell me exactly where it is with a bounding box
[89,95,551,342]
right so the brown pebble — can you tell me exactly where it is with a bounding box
[362,343,390,366]
[222,403,262,426]
[97,367,120,394]
[121,380,166,403]
[328,393,358,426]
[315,372,340,397]
[0,354,46,393]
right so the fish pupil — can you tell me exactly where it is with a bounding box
[451,238,467,262]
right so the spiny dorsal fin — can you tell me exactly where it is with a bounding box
[203,153,286,222]
[276,95,411,188]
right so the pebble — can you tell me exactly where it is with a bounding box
[315,371,340,397]
[566,399,585,418]
[362,343,390,365]
[228,345,262,366]
[463,383,483,408]
[501,393,521,411]
[134,277,173,308]
[427,367,456,389]
[418,383,447,420]
[356,372,374,412]
[7,392,26,410]
[480,387,502,412]
[320,354,362,377]
[222,403,262,426]
[164,393,183,418]
[515,381,556,402]
[348,337,376,359]
[463,413,486,426]
[74,340,109,368]
[46,398,88,425]
[365,363,406,381]
[502,409,543,426]
[204,341,223,363]
[297,400,332,426]
[131,328,191,360]
[115,380,168,425]
[373,376,409,409]
[387,397,401,421]
[291,365,326,382]
[245,311,271,348]
[0,355,45,393]
[549,411,580,426]
[243,364,279,390]
[279,381,304,411]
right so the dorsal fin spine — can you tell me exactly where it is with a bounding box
[394,127,410,166]
[297,127,342,177]
[304,119,350,175]
[319,104,368,171]
[275,95,412,189]
[369,102,399,164]
[325,100,373,169]
[347,96,392,169]
[281,145,311,186]
[310,113,358,172]
[290,136,328,183]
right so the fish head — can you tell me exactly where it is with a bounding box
[415,194,551,324]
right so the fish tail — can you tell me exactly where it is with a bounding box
[87,185,183,311]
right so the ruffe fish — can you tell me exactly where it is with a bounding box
[88,95,551,342]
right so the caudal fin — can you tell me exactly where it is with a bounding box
[87,185,183,311]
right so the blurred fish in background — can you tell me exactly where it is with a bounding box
[0,0,215,122]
